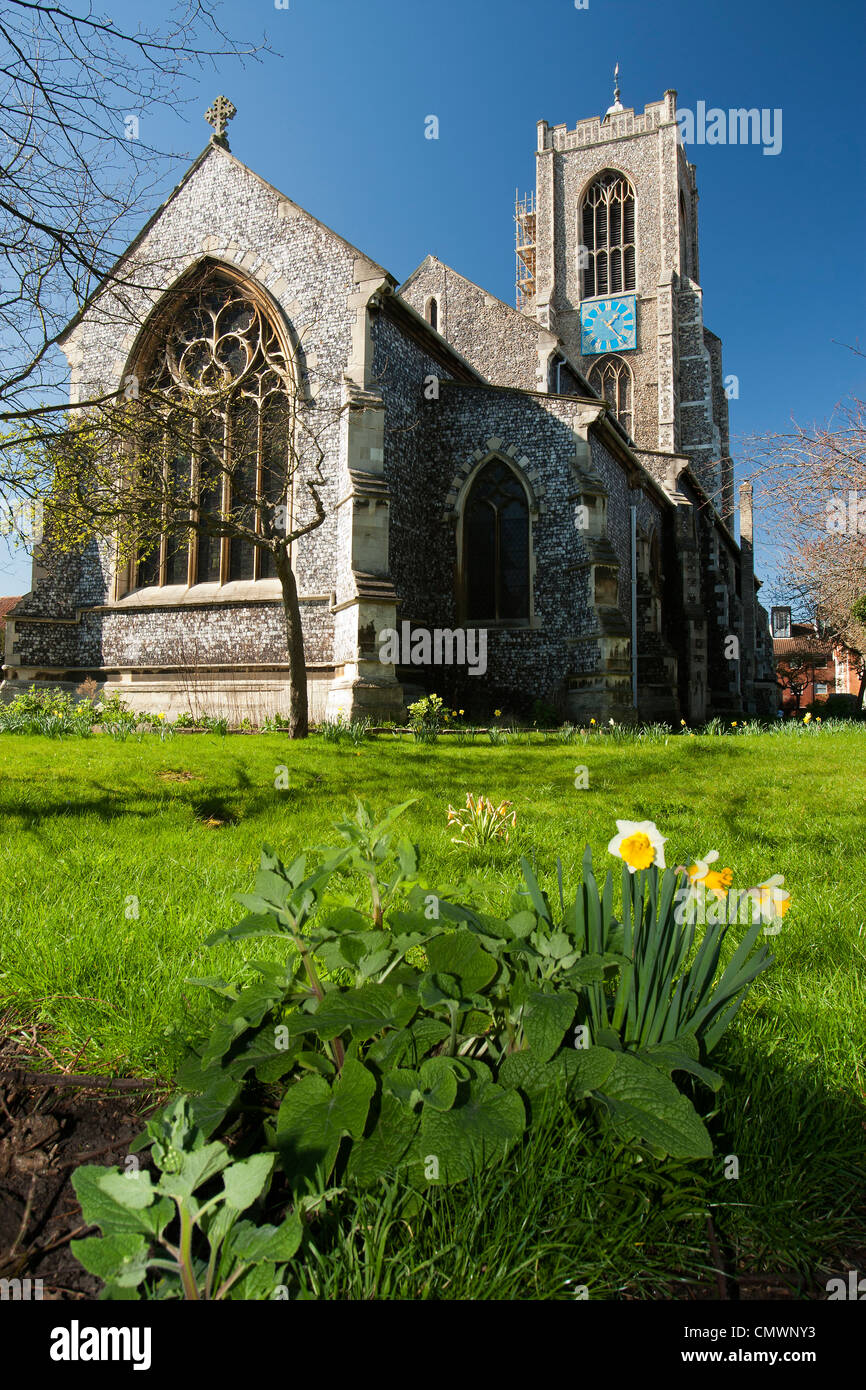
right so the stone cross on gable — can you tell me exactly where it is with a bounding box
[205,95,236,143]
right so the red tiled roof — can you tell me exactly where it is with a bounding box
[0,596,21,620]
[773,636,831,656]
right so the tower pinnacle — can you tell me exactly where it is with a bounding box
[604,63,624,119]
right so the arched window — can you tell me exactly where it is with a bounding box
[580,169,636,299]
[134,271,293,589]
[464,460,530,622]
[425,296,439,332]
[589,354,633,437]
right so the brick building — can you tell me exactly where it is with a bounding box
[1,87,778,722]
[772,608,863,713]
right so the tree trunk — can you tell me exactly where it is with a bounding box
[275,548,309,739]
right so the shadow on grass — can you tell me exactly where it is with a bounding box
[705,1037,866,1286]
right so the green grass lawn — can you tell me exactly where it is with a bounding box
[1,726,864,1294]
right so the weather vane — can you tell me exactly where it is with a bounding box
[205,95,236,145]
[605,63,624,119]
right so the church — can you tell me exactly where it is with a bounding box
[1,84,778,723]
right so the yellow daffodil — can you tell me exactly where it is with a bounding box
[608,819,667,873]
[803,712,812,724]
[680,718,687,726]
[590,718,596,725]
[687,849,734,899]
[744,874,791,924]
[494,709,501,718]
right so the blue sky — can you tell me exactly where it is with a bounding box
[2,0,864,595]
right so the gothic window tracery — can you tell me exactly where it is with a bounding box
[580,169,636,298]
[134,274,293,589]
[588,354,633,437]
[463,459,530,622]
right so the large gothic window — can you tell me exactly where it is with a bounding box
[464,460,530,622]
[589,354,633,438]
[134,273,293,589]
[580,170,636,299]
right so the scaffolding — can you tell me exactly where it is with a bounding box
[514,190,536,310]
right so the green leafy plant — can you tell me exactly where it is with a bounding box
[316,715,348,743]
[153,805,775,1201]
[407,693,446,744]
[446,792,517,849]
[346,716,371,747]
[71,1096,303,1300]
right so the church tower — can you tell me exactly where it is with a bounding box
[517,78,734,521]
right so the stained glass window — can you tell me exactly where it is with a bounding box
[464,461,530,622]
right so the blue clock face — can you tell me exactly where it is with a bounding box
[580,295,637,354]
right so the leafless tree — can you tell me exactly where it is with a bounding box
[0,0,264,506]
[744,370,866,704]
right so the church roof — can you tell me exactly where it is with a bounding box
[57,140,394,347]
[398,255,595,396]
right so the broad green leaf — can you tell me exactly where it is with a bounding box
[229,1214,302,1263]
[498,1049,563,1101]
[96,1169,159,1211]
[156,1141,231,1200]
[222,1152,276,1212]
[418,1057,459,1111]
[345,1091,421,1186]
[499,1044,616,1102]
[72,1167,173,1240]
[366,1027,414,1068]
[70,1233,150,1287]
[384,1068,423,1108]
[207,912,288,947]
[562,953,619,986]
[275,1058,376,1185]
[189,1076,242,1138]
[313,982,417,1040]
[417,972,462,1007]
[522,990,579,1062]
[638,1035,723,1091]
[226,1028,302,1082]
[426,930,498,995]
[558,1044,618,1094]
[406,1017,451,1059]
[504,910,536,939]
[295,1051,335,1077]
[226,1260,285,1301]
[184,976,237,998]
[419,1079,525,1184]
[596,1051,713,1159]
